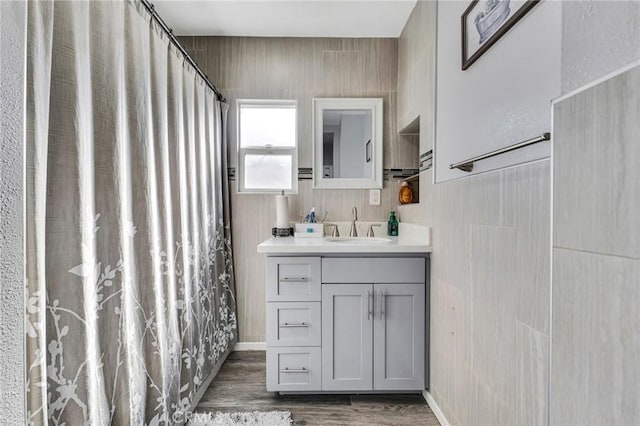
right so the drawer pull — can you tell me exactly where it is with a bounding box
[378,290,385,320]
[280,322,309,328]
[280,367,308,373]
[280,277,309,282]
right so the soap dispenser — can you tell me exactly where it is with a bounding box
[387,211,399,236]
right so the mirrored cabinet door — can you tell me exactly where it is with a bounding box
[312,98,383,189]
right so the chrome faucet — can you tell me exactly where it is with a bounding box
[366,224,382,237]
[349,207,358,237]
[325,223,340,237]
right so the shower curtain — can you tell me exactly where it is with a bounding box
[25,1,237,424]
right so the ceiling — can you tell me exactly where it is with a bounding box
[153,0,418,37]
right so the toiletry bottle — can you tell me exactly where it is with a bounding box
[399,182,413,204]
[387,211,399,236]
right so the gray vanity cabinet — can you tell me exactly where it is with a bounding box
[321,282,424,392]
[266,255,425,393]
[321,257,425,392]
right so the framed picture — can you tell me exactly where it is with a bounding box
[461,0,540,70]
[365,139,371,163]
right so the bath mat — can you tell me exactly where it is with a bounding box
[189,410,292,426]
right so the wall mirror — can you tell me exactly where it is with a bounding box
[313,98,383,189]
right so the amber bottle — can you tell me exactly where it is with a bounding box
[399,182,413,204]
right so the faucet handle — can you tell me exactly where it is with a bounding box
[325,224,340,237]
[366,224,382,238]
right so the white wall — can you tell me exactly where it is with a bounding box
[435,0,561,182]
[0,1,26,424]
[561,0,640,93]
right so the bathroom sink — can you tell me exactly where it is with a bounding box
[326,237,392,244]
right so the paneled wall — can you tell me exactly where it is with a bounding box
[396,0,436,220]
[551,3,640,424]
[399,2,550,425]
[420,161,551,425]
[400,1,640,425]
[397,0,434,150]
[180,36,416,342]
[402,75,551,426]
[552,55,640,426]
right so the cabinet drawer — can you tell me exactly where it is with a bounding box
[266,347,321,391]
[266,302,321,347]
[266,257,321,301]
[322,257,425,283]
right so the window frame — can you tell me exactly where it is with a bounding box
[236,99,298,194]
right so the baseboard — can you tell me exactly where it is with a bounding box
[422,390,450,426]
[233,341,266,351]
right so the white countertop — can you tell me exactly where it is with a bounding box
[257,223,431,254]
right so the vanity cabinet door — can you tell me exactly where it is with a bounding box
[321,284,374,391]
[373,283,425,391]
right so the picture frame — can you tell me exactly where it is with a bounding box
[461,0,540,70]
[365,139,371,163]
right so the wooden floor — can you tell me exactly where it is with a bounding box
[195,351,440,425]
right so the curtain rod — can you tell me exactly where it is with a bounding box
[140,0,226,103]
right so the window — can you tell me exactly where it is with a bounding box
[237,100,298,193]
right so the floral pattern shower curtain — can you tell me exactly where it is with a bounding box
[25,1,237,424]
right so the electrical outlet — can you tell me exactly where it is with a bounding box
[369,189,381,205]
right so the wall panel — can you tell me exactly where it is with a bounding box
[182,36,414,342]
